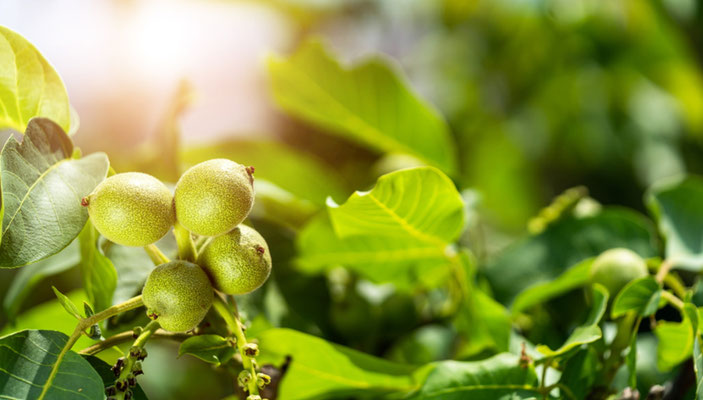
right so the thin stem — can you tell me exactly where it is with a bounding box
[174,222,196,262]
[144,244,169,265]
[114,321,160,400]
[79,329,191,356]
[540,359,550,399]
[546,383,577,400]
[655,259,674,284]
[212,296,259,396]
[663,273,687,299]
[37,296,144,400]
[661,290,684,311]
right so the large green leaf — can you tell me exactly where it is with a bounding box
[611,276,662,318]
[655,317,694,371]
[297,167,463,288]
[78,221,117,312]
[269,40,457,174]
[0,118,109,267]
[0,330,103,399]
[256,328,419,400]
[406,353,540,400]
[182,139,348,205]
[647,176,703,270]
[0,27,71,133]
[328,167,464,243]
[511,258,593,315]
[484,208,657,304]
[536,285,608,359]
[2,240,79,322]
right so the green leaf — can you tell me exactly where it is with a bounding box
[328,167,464,244]
[178,335,235,366]
[297,167,464,289]
[2,240,79,322]
[485,208,657,304]
[655,317,694,371]
[78,221,117,312]
[256,328,418,400]
[536,285,608,359]
[511,258,593,315]
[51,286,82,320]
[269,40,457,174]
[182,139,349,205]
[0,330,104,399]
[0,118,109,267]
[0,26,71,133]
[297,213,450,287]
[627,324,638,389]
[406,353,539,400]
[647,176,703,270]
[695,335,703,400]
[83,355,149,400]
[558,347,600,400]
[0,290,93,350]
[611,276,662,318]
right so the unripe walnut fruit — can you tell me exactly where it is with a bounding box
[84,172,174,246]
[197,225,272,295]
[590,248,648,297]
[174,159,254,236]
[142,261,213,332]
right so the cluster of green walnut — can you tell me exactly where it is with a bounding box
[82,159,272,333]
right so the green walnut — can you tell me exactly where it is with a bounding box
[174,159,255,236]
[590,248,648,297]
[142,261,214,332]
[197,225,272,295]
[83,172,175,246]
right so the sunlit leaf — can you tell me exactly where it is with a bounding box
[79,221,117,312]
[0,26,71,133]
[0,118,109,267]
[611,276,662,318]
[256,328,418,400]
[0,330,103,399]
[269,40,457,174]
[655,316,694,371]
[51,286,82,320]
[328,167,464,244]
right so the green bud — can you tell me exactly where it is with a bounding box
[238,370,252,388]
[243,343,259,358]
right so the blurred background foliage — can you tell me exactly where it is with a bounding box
[3,0,703,398]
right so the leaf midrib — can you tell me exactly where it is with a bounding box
[1,155,70,237]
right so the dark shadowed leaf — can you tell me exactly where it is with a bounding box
[0,330,103,400]
[485,208,657,304]
[406,353,540,400]
[178,335,235,366]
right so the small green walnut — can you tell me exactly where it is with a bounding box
[197,225,272,295]
[174,159,255,236]
[590,248,648,297]
[83,172,174,246]
[142,261,214,332]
